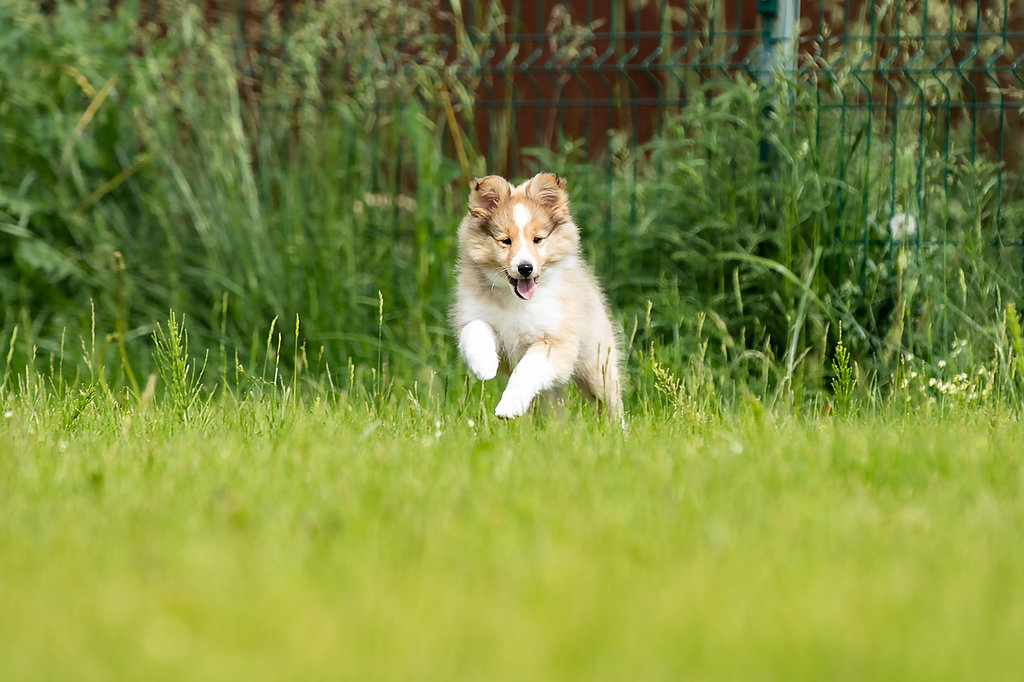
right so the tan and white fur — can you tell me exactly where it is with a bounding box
[451,172,622,419]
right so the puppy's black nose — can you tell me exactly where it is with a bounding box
[517,262,534,277]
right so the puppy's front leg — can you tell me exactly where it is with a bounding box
[495,341,574,419]
[459,320,499,381]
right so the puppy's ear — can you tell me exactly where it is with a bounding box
[467,176,511,218]
[523,172,569,214]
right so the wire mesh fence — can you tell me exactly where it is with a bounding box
[465,1,1024,259]
[175,1,1024,261]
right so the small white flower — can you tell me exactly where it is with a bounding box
[2,410,11,418]
[889,213,918,239]
[466,418,475,428]
[928,378,937,387]
[938,360,947,369]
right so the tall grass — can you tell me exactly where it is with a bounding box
[1,1,481,387]
[1,1,1022,409]
[538,71,1024,399]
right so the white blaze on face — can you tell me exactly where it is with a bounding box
[513,203,531,232]
[510,203,534,271]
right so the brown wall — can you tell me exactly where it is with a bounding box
[473,0,1024,171]
[109,1,1024,172]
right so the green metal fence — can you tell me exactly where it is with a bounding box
[190,0,1024,260]
[459,1,1023,250]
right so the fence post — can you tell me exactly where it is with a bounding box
[757,0,799,85]
[756,0,800,176]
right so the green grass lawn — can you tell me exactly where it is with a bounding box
[2,397,1022,681]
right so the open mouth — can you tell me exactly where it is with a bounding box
[506,274,537,300]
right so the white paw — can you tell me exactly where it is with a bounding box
[467,349,499,381]
[459,320,499,381]
[495,389,532,419]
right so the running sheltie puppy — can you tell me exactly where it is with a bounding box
[451,172,622,419]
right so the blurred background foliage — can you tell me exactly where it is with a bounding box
[1,0,1023,407]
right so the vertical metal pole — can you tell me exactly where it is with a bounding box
[757,0,799,86]
[757,0,799,171]
[756,0,799,182]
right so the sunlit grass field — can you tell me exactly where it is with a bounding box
[3,391,1023,681]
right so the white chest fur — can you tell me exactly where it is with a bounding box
[459,267,568,363]
[490,287,564,360]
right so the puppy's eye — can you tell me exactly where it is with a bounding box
[533,236,543,244]
[500,238,512,246]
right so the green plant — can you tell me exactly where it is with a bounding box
[152,310,209,425]
[831,322,857,415]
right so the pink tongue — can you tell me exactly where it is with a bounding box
[516,277,536,300]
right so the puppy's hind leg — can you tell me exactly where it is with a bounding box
[577,342,623,422]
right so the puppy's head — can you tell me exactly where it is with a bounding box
[459,173,579,300]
